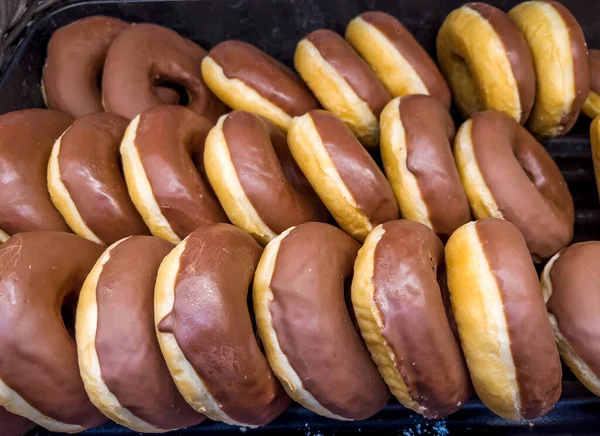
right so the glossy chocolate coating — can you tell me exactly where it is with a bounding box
[358,12,451,109]
[373,220,470,418]
[157,224,290,425]
[469,110,573,259]
[306,29,391,116]
[58,112,150,243]
[222,110,328,231]
[0,232,104,428]
[0,407,36,436]
[475,219,562,419]
[0,109,72,236]
[103,24,227,122]
[589,49,600,94]
[133,105,228,239]
[547,242,600,378]
[95,236,204,429]
[269,222,389,419]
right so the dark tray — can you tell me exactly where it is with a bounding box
[2,0,599,435]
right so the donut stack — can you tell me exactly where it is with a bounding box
[1,1,600,434]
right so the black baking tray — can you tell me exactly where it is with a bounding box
[2,0,600,434]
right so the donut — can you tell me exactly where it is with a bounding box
[0,407,36,436]
[288,110,398,242]
[345,11,451,109]
[445,218,562,420]
[453,110,574,260]
[590,115,600,198]
[294,29,391,148]
[541,242,600,396]
[48,112,150,245]
[155,224,290,426]
[380,95,470,238]
[582,50,600,118]
[204,110,329,245]
[508,1,589,138]
[436,3,535,124]
[0,231,105,432]
[76,236,205,432]
[352,220,470,418]
[201,40,318,132]
[120,105,228,244]
[253,222,389,419]
[102,24,227,122]
[0,109,73,242]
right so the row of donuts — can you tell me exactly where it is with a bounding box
[42,1,600,147]
[2,215,600,435]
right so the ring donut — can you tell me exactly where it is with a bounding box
[204,110,329,245]
[436,3,535,124]
[0,407,36,436]
[541,242,600,396]
[201,40,318,132]
[120,105,228,244]
[345,12,451,109]
[155,224,290,426]
[352,220,470,418]
[380,95,471,238]
[253,222,389,420]
[453,110,574,260]
[589,115,600,200]
[76,236,205,432]
[294,29,391,148]
[102,24,227,122]
[48,113,150,245]
[583,50,600,119]
[0,109,73,242]
[508,1,589,138]
[446,218,562,420]
[288,110,398,242]
[0,232,105,432]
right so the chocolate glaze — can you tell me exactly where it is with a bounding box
[358,12,451,109]
[305,29,391,116]
[58,112,150,244]
[398,95,470,238]
[546,1,590,133]
[475,218,562,419]
[0,407,36,436]
[103,23,227,122]
[95,236,204,429]
[222,111,329,232]
[43,16,129,117]
[0,109,72,236]
[208,40,318,116]
[373,220,470,418]
[547,242,600,378]
[133,105,228,239]
[466,3,536,123]
[269,222,389,419]
[588,50,600,94]
[157,224,289,425]
[0,232,105,427]
[309,110,398,228]
[469,110,574,259]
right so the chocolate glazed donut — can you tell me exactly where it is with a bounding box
[454,110,574,260]
[155,224,290,426]
[0,109,73,242]
[0,407,36,436]
[205,110,329,245]
[446,219,562,420]
[102,24,227,122]
[541,242,600,396]
[380,95,470,238]
[202,40,319,132]
[48,113,150,245]
[352,220,470,418]
[77,236,205,432]
[121,105,228,244]
[0,232,105,432]
[254,222,390,420]
[583,50,600,119]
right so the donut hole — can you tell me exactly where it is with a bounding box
[61,297,78,341]
[155,81,188,106]
[448,53,481,116]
